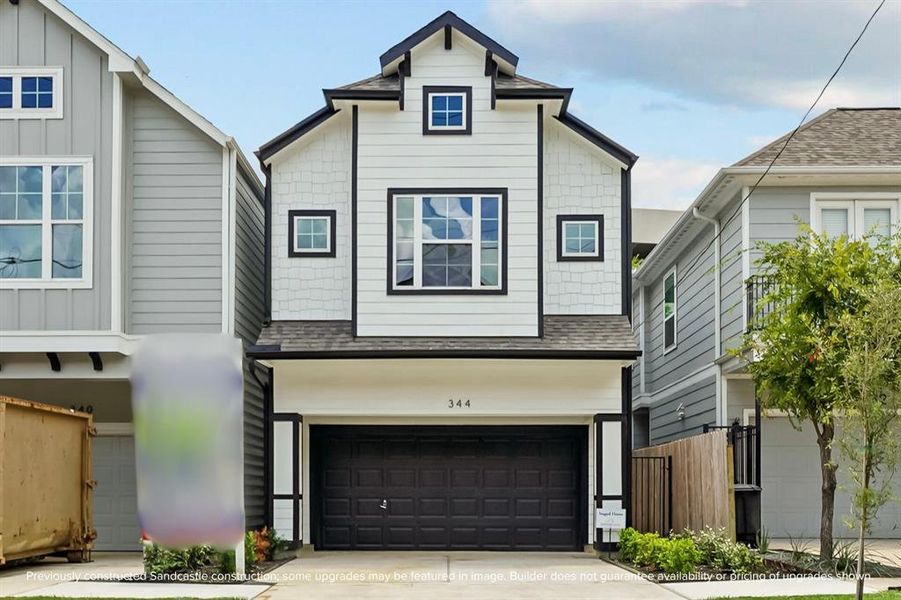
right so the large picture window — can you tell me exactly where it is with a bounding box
[0,159,92,288]
[389,189,506,294]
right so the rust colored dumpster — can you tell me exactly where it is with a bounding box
[0,396,96,565]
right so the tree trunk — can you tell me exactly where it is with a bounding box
[856,435,872,600]
[816,422,836,561]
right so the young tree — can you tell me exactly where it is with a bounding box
[737,226,885,560]
[836,280,901,600]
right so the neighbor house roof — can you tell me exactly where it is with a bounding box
[634,107,901,283]
[249,316,640,360]
[337,72,562,93]
[734,108,901,167]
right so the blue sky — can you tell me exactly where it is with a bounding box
[67,0,900,209]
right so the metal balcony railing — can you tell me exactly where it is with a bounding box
[704,423,760,488]
[745,275,778,332]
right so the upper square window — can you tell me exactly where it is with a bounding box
[390,190,506,293]
[21,76,53,108]
[0,159,92,288]
[0,68,63,119]
[422,86,472,135]
[556,215,604,261]
[288,210,336,258]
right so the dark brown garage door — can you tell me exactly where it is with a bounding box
[311,425,586,550]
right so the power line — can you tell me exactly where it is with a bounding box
[668,0,887,293]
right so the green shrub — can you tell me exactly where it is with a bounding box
[617,527,701,574]
[143,543,219,575]
[683,527,763,574]
[618,527,640,562]
[658,537,702,574]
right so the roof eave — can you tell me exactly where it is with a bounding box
[246,346,641,361]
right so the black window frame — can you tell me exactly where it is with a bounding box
[556,214,604,262]
[386,187,508,296]
[421,86,473,136]
[287,209,337,258]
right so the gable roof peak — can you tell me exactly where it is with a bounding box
[379,11,518,75]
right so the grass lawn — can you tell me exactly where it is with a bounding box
[710,592,901,600]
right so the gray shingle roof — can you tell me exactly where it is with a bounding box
[251,315,638,358]
[734,108,901,167]
[335,72,560,93]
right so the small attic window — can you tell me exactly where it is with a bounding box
[422,86,471,135]
[0,68,63,119]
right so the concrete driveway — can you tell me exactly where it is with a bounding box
[257,551,678,600]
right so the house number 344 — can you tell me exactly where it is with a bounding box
[448,399,471,408]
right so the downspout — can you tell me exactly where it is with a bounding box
[692,207,723,426]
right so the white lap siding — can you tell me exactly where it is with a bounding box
[543,119,622,315]
[355,34,539,337]
[270,113,352,320]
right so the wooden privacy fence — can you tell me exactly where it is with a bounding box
[632,429,736,539]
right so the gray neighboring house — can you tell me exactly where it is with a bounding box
[0,0,267,550]
[631,107,901,539]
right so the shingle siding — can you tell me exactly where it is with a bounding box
[270,112,352,321]
[543,119,622,315]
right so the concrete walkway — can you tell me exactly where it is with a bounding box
[0,552,143,597]
[254,551,679,600]
[663,576,880,599]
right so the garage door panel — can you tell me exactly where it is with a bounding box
[313,426,586,550]
[92,435,140,551]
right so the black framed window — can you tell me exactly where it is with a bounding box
[556,214,604,262]
[387,188,507,295]
[287,209,336,258]
[422,86,472,135]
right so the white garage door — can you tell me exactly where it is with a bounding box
[762,417,900,539]
[93,436,141,550]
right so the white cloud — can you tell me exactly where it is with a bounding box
[488,0,901,110]
[631,157,721,210]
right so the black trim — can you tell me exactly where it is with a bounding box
[555,113,638,168]
[496,88,573,114]
[262,163,272,324]
[537,105,544,337]
[490,62,498,110]
[421,86,472,136]
[351,106,359,337]
[484,50,494,76]
[622,367,633,528]
[46,352,60,372]
[287,210,337,258]
[272,412,303,549]
[385,187,508,296]
[257,107,337,163]
[556,214,604,262]
[247,348,641,361]
[444,24,452,50]
[594,413,623,550]
[88,352,102,371]
[399,63,406,111]
[621,168,632,315]
[403,51,411,76]
[324,88,399,110]
[379,10,518,70]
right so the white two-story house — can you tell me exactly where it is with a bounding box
[249,12,639,551]
[0,0,267,551]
